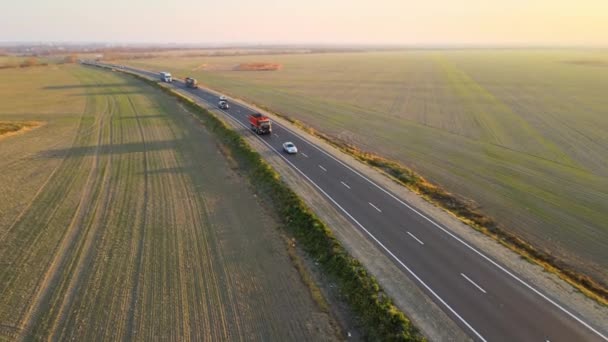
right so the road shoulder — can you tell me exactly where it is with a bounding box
[193,83,608,338]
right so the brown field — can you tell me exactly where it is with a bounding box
[0,65,338,340]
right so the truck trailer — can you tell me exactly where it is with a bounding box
[185,77,198,88]
[248,113,272,135]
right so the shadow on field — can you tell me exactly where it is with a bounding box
[37,139,180,158]
[140,166,189,176]
[118,115,168,120]
[43,83,132,89]
[69,90,149,96]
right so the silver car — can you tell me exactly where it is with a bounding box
[282,142,298,154]
[218,101,229,109]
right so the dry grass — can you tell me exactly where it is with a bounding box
[0,121,43,139]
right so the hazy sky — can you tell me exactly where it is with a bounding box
[2,0,607,45]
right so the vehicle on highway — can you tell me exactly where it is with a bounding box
[218,100,229,109]
[185,77,198,88]
[282,142,298,154]
[248,113,272,134]
[219,95,227,101]
[160,71,173,83]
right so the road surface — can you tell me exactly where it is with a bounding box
[99,64,607,342]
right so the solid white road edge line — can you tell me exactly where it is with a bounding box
[212,104,488,342]
[269,112,608,341]
[122,66,605,341]
[407,231,425,245]
[461,273,487,294]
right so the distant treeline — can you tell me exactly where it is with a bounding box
[0,55,79,69]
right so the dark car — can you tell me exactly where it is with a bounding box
[185,77,198,88]
[218,101,230,110]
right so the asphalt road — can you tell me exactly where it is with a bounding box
[101,64,607,342]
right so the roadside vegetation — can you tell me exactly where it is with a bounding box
[116,49,608,298]
[0,65,339,340]
[113,67,425,341]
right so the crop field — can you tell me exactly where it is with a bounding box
[119,50,608,283]
[0,65,337,340]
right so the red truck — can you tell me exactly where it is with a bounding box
[248,113,272,135]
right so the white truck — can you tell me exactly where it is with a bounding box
[160,72,173,83]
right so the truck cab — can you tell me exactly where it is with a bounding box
[160,72,173,83]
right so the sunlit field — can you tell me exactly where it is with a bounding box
[121,49,608,282]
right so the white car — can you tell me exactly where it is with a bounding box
[219,95,228,101]
[282,142,298,154]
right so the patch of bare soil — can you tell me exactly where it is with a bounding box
[563,59,608,67]
[192,63,234,71]
[0,121,43,140]
[233,63,282,71]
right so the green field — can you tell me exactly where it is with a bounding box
[119,50,608,284]
[0,65,338,340]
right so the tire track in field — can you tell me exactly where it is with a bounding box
[172,102,242,340]
[123,95,150,341]
[152,119,191,340]
[45,97,116,340]
[0,89,115,336]
[17,96,110,340]
[167,117,244,340]
[62,101,141,341]
[0,83,111,244]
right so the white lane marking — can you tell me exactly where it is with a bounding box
[268,113,608,341]
[461,273,487,294]
[407,231,424,245]
[341,181,351,189]
[301,152,309,158]
[368,202,382,213]
[122,67,608,341]
[318,165,327,172]
[120,68,487,342]
[211,109,487,342]
[273,133,279,138]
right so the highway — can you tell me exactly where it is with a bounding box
[104,64,607,341]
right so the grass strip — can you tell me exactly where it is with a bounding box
[94,66,425,341]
